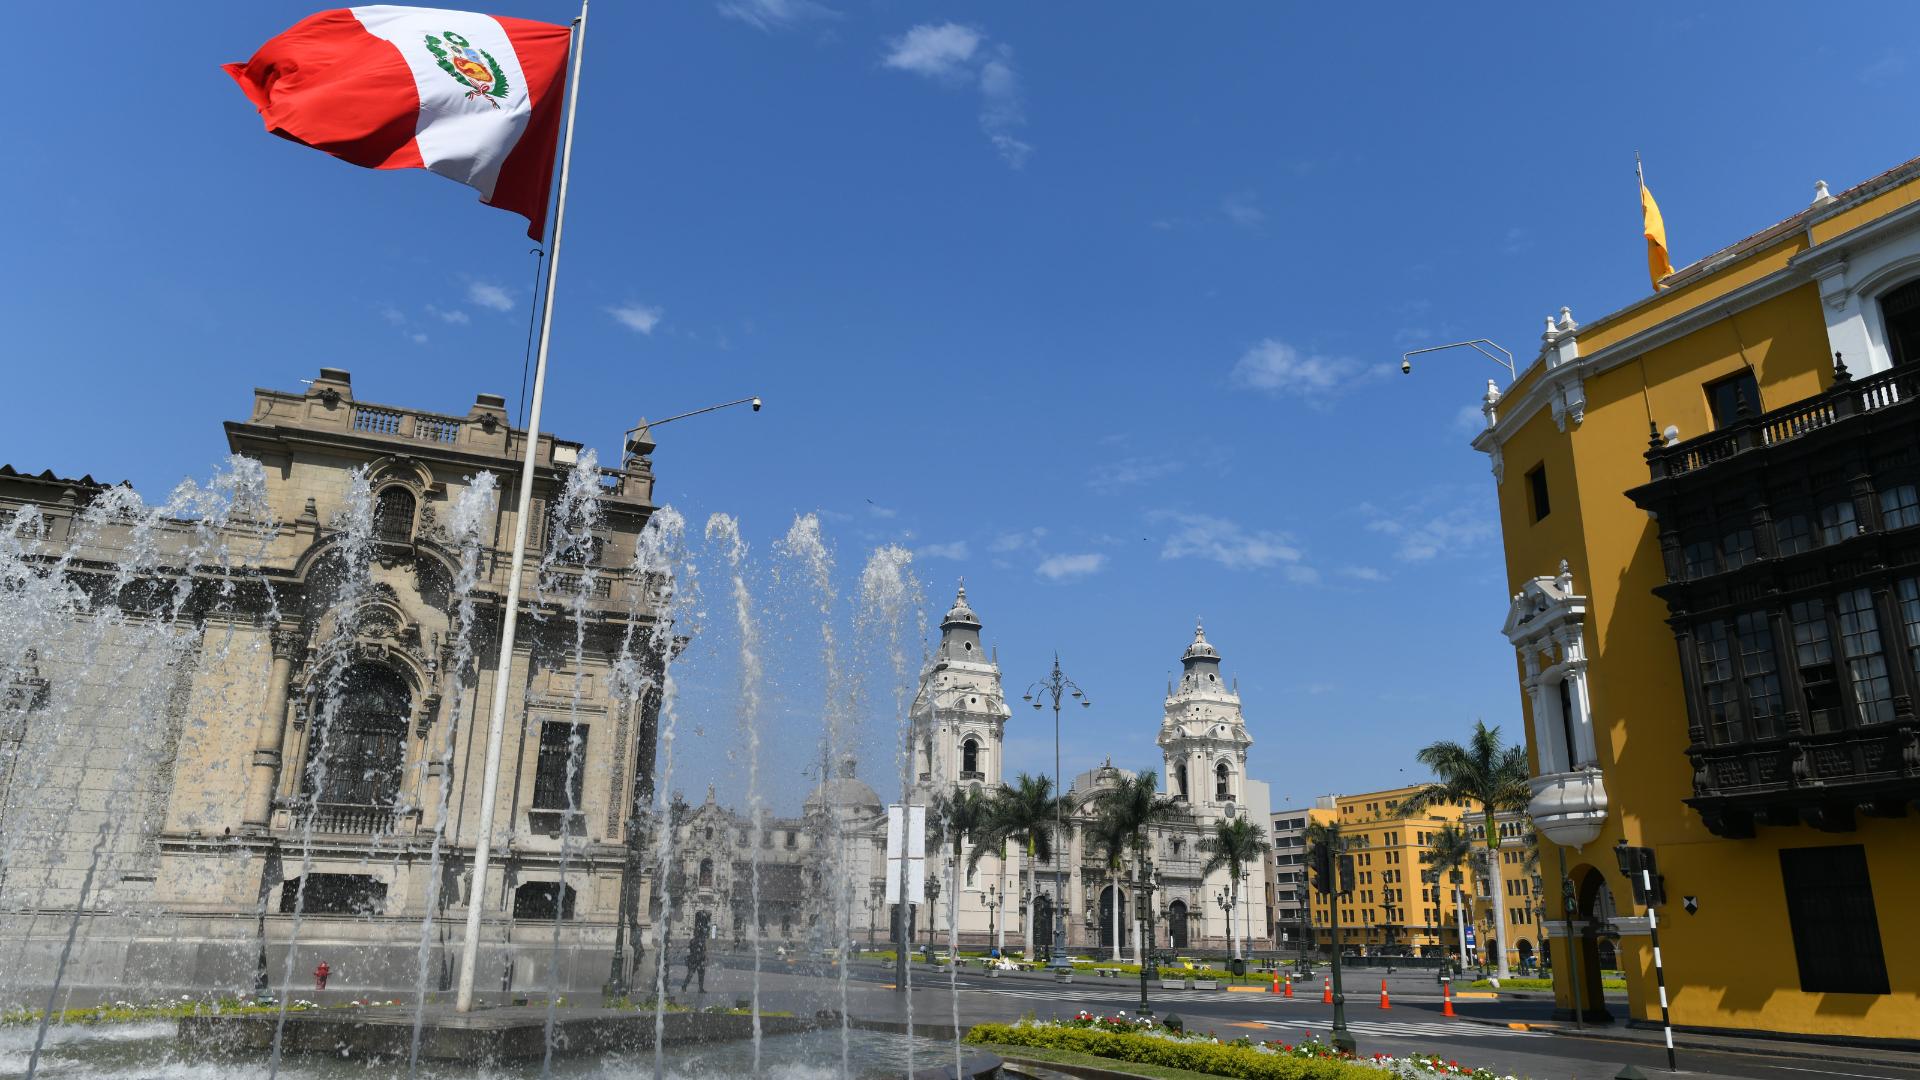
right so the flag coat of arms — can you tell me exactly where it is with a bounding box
[225,6,572,239]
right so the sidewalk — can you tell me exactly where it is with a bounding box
[1454,1006,1920,1070]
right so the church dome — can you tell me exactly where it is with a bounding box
[1182,619,1220,663]
[804,753,882,813]
[941,583,982,631]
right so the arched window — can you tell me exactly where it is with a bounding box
[373,486,416,543]
[698,857,714,888]
[1882,278,1920,366]
[1215,761,1232,800]
[961,737,981,776]
[1176,763,1189,799]
[306,664,409,811]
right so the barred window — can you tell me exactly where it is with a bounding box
[1880,484,1920,530]
[1819,501,1859,545]
[1774,513,1812,556]
[1790,600,1841,734]
[1897,578,1920,675]
[1836,589,1894,726]
[531,721,587,810]
[1695,620,1739,744]
[1736,611,1784,741]
[1780,845,1889,995]
[374,487,416,543]
[1720,528,1757,571]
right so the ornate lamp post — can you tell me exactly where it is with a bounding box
[985,885,1000,951]
[1023,655,1091,979]
[1134,857,1158,1016]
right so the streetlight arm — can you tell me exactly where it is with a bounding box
[1400,340,1516,380]
[624,396,763,449]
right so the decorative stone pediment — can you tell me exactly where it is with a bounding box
[1503,561,1585,648]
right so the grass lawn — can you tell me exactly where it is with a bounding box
[969,1041,1232,1080]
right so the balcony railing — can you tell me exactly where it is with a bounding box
[1647,360,1920,480]
[309,803,398,835]
[1687,721,1920,836]
[350,404,469,445]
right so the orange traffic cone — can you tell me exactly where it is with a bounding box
[1271,972,1280,993]
[1284,975,1293,998]
[1442,979,1456,1018]
[1378,978,1391,1010]
[1322,977,1332,1004]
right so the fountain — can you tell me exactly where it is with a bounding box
[0,372,1005,1078]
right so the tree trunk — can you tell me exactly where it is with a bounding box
[1110,865,1121,962]
[1024,834,1036,959]
[1486,815,1511,979]
[1130,855,1141,966]
[1230,870,1242,961]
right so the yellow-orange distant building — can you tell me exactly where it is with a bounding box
[1476,158,1920,1040]
[1300,787,1539,970]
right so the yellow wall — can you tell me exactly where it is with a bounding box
[1490,171,1920,1039]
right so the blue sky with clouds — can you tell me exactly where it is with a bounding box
[6,2,1919,812]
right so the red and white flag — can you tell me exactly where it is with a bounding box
[225,6,571,240]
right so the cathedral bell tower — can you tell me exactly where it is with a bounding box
[909,584,1012,794]
[1157,620,1253,814]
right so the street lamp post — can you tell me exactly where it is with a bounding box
[1135,857,1158,1017]
[986,885,1000,951]
[1024,655,1091,979]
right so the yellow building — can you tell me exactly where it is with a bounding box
[1302,788,1541,969]
[1476,159,1920,1040]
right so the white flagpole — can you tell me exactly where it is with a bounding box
[455,0,591,1014]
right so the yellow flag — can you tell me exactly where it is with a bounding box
[1642,180,1675,290]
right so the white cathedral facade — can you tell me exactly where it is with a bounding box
[642,585,1277,961]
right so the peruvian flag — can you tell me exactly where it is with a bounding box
[225,6,571,240]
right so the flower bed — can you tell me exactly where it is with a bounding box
[966,1014,1518,1080]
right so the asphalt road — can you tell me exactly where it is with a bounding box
[702,960,1920,1080]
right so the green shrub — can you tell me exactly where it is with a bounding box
[965,1023,1382,1080]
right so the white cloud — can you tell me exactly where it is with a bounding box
[467,281,514,312]
[1221,191,1265,229]
[883,24,1030,168]
[608,303,664,335]
[883,23,982,79]
[717,0,838,31]
[918,541,970,561]
[1230,339,1377,402]
[1089,457,1183,494]
[1337,565,1388,583]
[1154,511,1309,574]
[1036,552,1105,581]
[866,502,899,519]
[409,331,429,345]
[378,304,406,326]
[1362,498,1498,562]
[427,305,470,325]
[990,527,1046,553]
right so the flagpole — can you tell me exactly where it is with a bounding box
[455,0,590,1014]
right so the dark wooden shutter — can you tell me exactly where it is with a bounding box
[1779,844,1890,994]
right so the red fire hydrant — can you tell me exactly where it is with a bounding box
[314,961,331,991]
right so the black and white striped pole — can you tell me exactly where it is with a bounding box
[1615,841,1674,1071]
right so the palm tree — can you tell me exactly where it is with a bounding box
[930,786,993,950]
[1201,816,1270,961]
[1402,721,1532,978]
[1086,810,1133,962]
[972,773,1057,959]
[1094,770,1185,963]
[1304,820,1345,959]
[1425,822,1474,968]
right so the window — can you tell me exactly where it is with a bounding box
[1735,611,1783,741]
[1791,600,1841,734]
[373,486,415,543]
[1882,278,1920,366]
[1556,677,1580,767]
[698,858,714,887]
[1705,370,1761,428]
[305,664,409,808]
[1683,540,1716,580]
[1526,465,1551,522]
[1880,484,1920,530]
[1895,579,1920,675]
[1774,513,1812,557]
[1695,620,1739,744]
[280,874,386,915]
[1215,761,1232,800]
[1720,528,1757,572]
[513,881,577,921]
[1176,764,1189,798]
[961,737,980,775]
[1835,589,1894,726]
[1780,845,1889,994]
[532,721,587,810]
[1819,501,1859,545]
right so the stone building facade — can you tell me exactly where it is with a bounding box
[0,368,664,1003]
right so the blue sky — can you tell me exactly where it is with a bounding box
[6,2,1919,814]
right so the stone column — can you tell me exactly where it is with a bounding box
[243,626,303,829]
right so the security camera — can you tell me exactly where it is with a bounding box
[1401,359,1413,375]
[751,397,763,411]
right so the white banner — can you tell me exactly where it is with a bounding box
[885,804,926,905]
